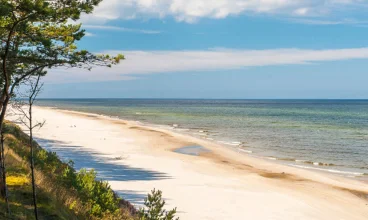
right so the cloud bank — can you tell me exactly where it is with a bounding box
[80,0,366,23]
[44,47,368,83]
[83,25,162,34]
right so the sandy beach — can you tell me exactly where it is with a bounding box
[9,106,368,220]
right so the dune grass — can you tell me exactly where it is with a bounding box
[0,121,178,220]
[0,147,77,219]
[0,122,135,219]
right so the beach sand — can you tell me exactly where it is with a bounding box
[9,106,368,220]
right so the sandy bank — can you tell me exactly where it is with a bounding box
[8,106,368,220]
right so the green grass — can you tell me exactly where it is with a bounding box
[0,121,178,220]
[0,149,75,220]
[0,122,135,220]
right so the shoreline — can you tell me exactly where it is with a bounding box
[39,105,368,181]
[10,106,368,219]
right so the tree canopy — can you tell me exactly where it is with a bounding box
[0,0,124,97]
[0,0,124,209]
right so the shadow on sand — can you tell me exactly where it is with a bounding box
[34,137,171,204]
[35,137,170,182]
[114,190,148,206]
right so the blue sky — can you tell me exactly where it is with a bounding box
[41,0,368,99]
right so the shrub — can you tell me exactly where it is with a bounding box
[3,122,124,219]
[3,122,180,220]
[138,189,179,220]
[71,168,120,217]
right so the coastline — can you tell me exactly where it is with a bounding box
[10,105,368,219]
[35,100,368,180]
[36,104,368,180]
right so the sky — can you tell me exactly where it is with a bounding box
[41,0,368,99]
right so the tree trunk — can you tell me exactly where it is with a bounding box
[29,106,38,220]
[0,133,10,216]
[0,132,3,197]
[0,95,10,200]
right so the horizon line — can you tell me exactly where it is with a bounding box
[35,98,368,101]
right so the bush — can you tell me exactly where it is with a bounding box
[3,122,124,219]
[4,122,180,220]
[74,168,120,217]
[138,189,179,220]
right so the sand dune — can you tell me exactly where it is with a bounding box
[9,106,368,220]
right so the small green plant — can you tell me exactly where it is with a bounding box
[138,189,179,220]
[73,168,120,217]
[69,200,77,210]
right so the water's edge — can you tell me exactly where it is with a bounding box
[35,103,368,181]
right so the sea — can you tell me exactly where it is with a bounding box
[36,99,368,179]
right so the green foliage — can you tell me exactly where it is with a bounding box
[138,189,179,220]
[37,150,60,173]
[3,122,126,219]
[0,145,78,219]
[72,168,121,217]
[0,0,124,97]
[3,122,181,220]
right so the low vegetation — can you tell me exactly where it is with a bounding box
[138,189,178,220]
[0,121,178,219]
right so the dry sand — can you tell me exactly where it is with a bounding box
[9,106,368,220]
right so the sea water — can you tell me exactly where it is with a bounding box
[36,99,368,179]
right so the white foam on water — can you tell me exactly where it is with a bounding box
[312,162,335,166]
[266,157,277,160]
[220,141,241,146]
[174,128,190,131]
[217,140,242,146]
[238,149,252,154]
[289,164,365,176]
[294,160,314,164]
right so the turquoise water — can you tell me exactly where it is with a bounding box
[36,99,368,178]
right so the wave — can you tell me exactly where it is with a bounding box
[260,156,295,162]
[312,162,335,166]
[293,159,336,166]
[295,159,311,163]
[238,148,252,154]
[265,157,277,160]
[217,141,242,146]
[289,164,366,176]
[39,103,368,179]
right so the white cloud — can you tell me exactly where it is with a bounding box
[84,32,96,37]
[44,47,368,83]
[83,25,162,34]
[78,0,366,24]
[293,8,310,16]
[290,18,368,25]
